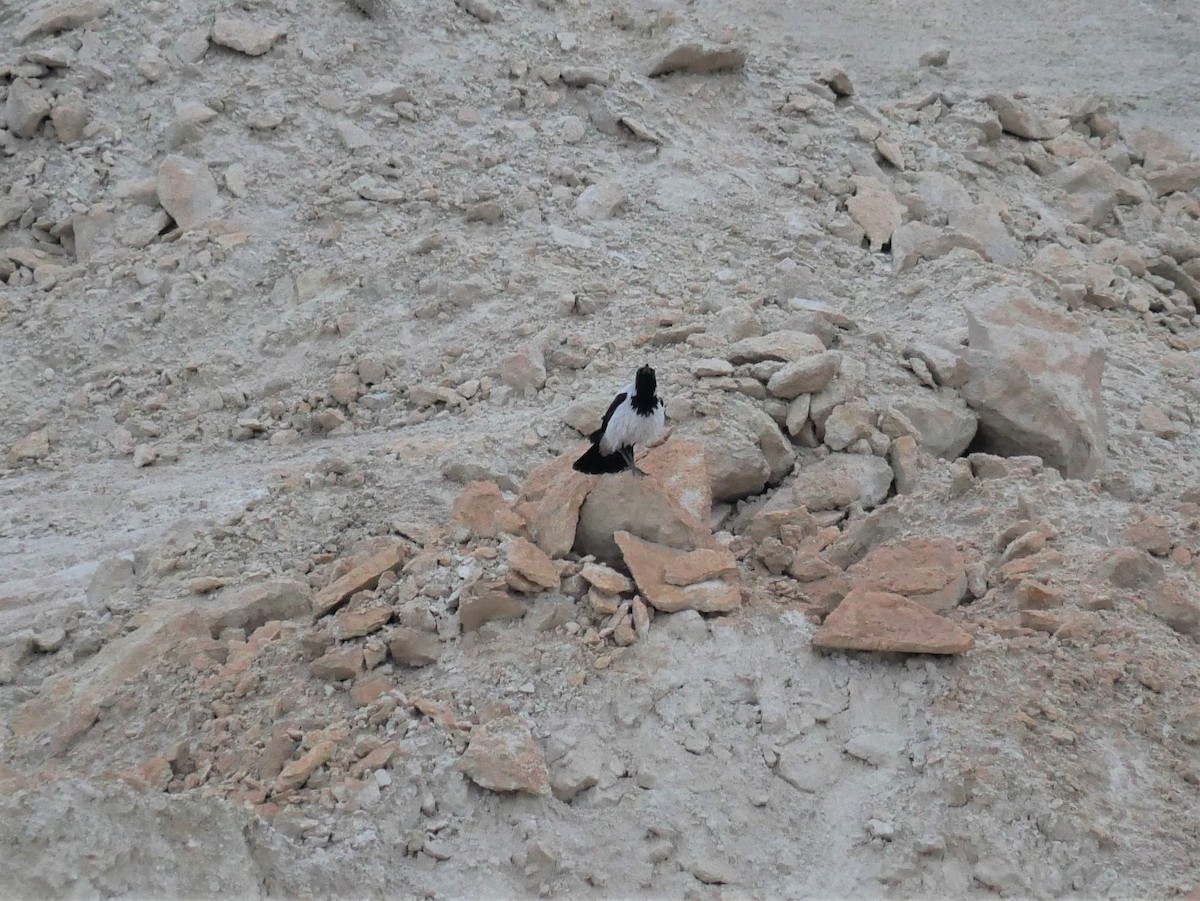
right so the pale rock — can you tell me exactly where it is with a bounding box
[50,99,89,143]
[157,155,220,230]
[891,221,986,272]
[786,453,893,511]
[8,429,50,464]
[450,481,525,539]
[506,537,559,590]
[959,286,1107,479]
[647,41,746,77]
[849,539,968,612]
[310,646,364,681]
[822,401,875,451]
[986,94,1055,140]
[328,371,361,406]
[132,444,157,468]
[1148,581,1200,640]
[767,352,840,399]
[909,173,1022,266]
[580,563,632,595]
[14,1,109,43]
[459,587,526,631]
[1127,127,1192,172]
[387,627,440,667]
[814,63,854,97]
[724,331,825,364]
[890,391,977,459]
[785,394,812,438]
[453,0,498,23]
[693,358,735,378]
[1051,157,1146,226]
[458,716,549,795]
[575,179,626,221]
[814,589,972,654]
[676,395,795,502]
[616,532,741,614]
[919,47,950,67]
[1145,162,1200,198]
[846,176,902,252]
[211,15,287,56]
[311,540,407,619]
[575,452,714,564]
[514,445,597,558]
[500,344,547,392]
[549,735,612,801]
[5,80,52,139]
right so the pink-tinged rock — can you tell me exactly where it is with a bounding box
[515,443,598,559]
[615,531,741,614]
[457,716,550,795]
[848,538,968,612]
[450,480,525,539]
[506,537,560,590]
[311,539,406,620]
[813,589,972,655]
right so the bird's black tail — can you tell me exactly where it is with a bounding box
[573,443,630,474]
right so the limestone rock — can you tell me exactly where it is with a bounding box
[211,16,287,56]
[311,540,407,619]
[724,331,825,365]
[909,172,1022,266]
[50,99,89,143]
[676,396,795,503]
[387,627,440,667]
[1127,127,1192,172]
[647,42,746,77]
[332,606,391,640]
[460,587,526,631]
[846,176,902,252]
[890,391,977,459]
[848,539,968,612]
[787,454,893,512]
[276,740,333,792]
[1147,581,1200,640]
[450,480,525,539]
[514,444,598,558]
[986,94,1055,140]
[1145,162,1200,198]
[5,80,52,139]
[580,563,631,594]
[157,155,220,230]
[959,287,1106,479]
[575,179,626,221]
[211,579,311,634]
[615,531,741,614]
[663,547,737,586]
[8,430,50,464]
[500,344,547,393]
[457,716,550,795]
[767,352,840,399]
[1052,158,1146,226]
[14,1,109,43]
[310,646,364,682]
[506,537,559,590]
[891,221,986,272]
[814,63,854,97]
[813,589,973,654]
[575,450,714,565]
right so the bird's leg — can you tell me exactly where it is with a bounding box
[623,447,646,478]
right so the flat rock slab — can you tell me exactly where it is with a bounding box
[450,480,525,539]
[311,540,407,620]
[615,531,741,614]
[648,42,747,77]
[15,1,109,43]
[848,538,968,612]
[787,453,893,512]
[813,589,972,655]
[211,16,287,56]
[457,716,549,795]
[506,537,559,589]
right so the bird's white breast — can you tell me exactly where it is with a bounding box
[599,397,665,455]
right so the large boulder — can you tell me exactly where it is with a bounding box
[575,440,715,565]
[958,287,1107,480]
[676,395,795,502]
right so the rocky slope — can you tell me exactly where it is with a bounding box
[2,0,1200,897]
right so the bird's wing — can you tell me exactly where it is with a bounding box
[589,391,627,443]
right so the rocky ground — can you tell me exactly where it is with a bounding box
[2,0,1200,897]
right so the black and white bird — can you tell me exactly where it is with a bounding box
[573,365,665,477]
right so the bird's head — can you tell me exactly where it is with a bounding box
[634,364,657,396]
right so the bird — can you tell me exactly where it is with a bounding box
[573,364,665,477]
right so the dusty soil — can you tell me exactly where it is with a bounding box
[2,0,1200,897]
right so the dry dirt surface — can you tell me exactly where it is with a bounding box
[3,0,1200,897]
